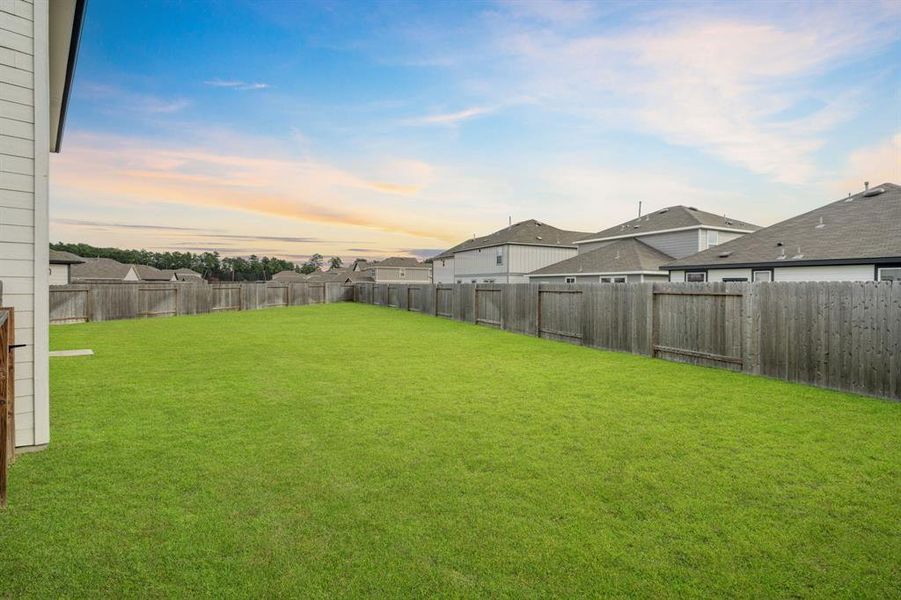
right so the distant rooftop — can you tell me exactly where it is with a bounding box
[437,219,591,259]
[577,206,759,243]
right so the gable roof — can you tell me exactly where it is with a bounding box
[437,219,591,259]
[71,257,135,281]
[664,183,901,269]
[577,206,760,244]
[49,249,85,264]
[529,238,674,276]
[367,257,424,268]
[272,270,307,282]
[133,264,175,281]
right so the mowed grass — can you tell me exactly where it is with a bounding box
[1,304,899,598]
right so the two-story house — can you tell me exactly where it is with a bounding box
[528,206,759,283]
[353,257,431,283]
[433,220,591,284]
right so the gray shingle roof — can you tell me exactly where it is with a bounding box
[133,264,174,281]
[71,258,134,281]
[437,219,591,259]
[664,183,901,269]
[578,206,760,243]
[368,257,424,268]
[272,270,307,282]
[49,249,85,264]
[529,238,674,276]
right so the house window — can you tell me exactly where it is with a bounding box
[877,267,901,281]
[399,268,405,278]
[496,247,503,266]
[706,230,719,248]
[564,277,576,284]
[686,271,707,282]
[600,276,627,283]
[752,270,773,282]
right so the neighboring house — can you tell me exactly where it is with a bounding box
[132,264,177,282]
[530,206,760,283]
[357,257,431,283]
[272,270,307,282]
[528,238,675,283]
[48,249,84,284]
[663,183,901,283]
[433,220,591,284]
[174,268,204,282]
[0,0,86,449]
[71,258,139,282]
[305,269,374,284]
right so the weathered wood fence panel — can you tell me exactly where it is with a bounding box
[50,281,351,324]
[355,281,901,401]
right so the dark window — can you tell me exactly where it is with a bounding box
[686,271,707,283]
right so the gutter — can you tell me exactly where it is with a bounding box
[53,0,88,153]
[662,256,901,271]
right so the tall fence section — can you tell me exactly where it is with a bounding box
[0,307,14,509]
[49,281,353,324]
[355,282,901,402]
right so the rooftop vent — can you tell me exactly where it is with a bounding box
[776,242,784,247]
[863,187,886,197]
[536,236,543,240]
[815,217,825,229]
[792,247,804,260]
[633,225,640,229]
[777,248,787,260]
[718,251,733,258]
[658,208,669,214]
[688,206,698,211]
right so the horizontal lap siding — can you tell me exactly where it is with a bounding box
[1,0,35,446]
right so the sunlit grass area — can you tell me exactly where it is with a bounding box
[1,303,898,597]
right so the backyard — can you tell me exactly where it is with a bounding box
[1,303,899,597]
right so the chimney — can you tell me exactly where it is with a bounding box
[864,181,870,191]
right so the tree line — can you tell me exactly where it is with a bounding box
[50,242,345,281]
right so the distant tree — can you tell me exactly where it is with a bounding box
[328,256,343,270]
[300,253,323,274]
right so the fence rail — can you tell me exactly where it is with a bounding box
[50,281,353,324]
[355,282,901,402]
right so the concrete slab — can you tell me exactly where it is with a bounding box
[49,349,94,357]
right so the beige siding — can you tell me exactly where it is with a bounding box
[432,257,454,284]
[48,262,67,284]
[708,268,753,282]
[508,245,578,275]
[373,266,431,283]
[773,264,875,282]
[0,0,39,447]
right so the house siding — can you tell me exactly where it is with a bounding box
[48,262,68,284]
[432,257,454,284]
[773,264,875,281]
[578,230,702,259]
[373,266,431,283]
[0,0,47,448]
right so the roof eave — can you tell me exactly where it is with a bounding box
[662,256,901,270]
[50,0,87,153]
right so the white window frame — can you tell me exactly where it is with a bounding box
[685,271,707,283]
[707,230,719,248]
[496,247,503,266]
[876,266,901,282]
[564,276,576,284]
[752,270,773,282]
[600,276,627,283]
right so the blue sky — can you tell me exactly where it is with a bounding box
[50,0,901,262]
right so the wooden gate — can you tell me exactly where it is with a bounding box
[1,308,15,508]
[651,287,744,369]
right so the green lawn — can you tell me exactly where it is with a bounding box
[2,304,899,597]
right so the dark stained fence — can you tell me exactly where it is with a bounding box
[50,281,350,324]
[355,282,901,402]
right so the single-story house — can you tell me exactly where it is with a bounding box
[355,257,431,283]
[530,206,759,283]
[663,183,901,282]
[174,268,204,282]
[0,0,87,449]
[132,264,177,282]
[272,270,308,282]
[433,220,591,284]
[48,249,84,285]
[528,238,675,283]
[305,268,374,284]
[71,258,139,283]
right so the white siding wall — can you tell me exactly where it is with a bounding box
[707,268,752,281]
[669,270,685,282]
[773,264,875,282]
[637,230,701,258]
[1,0,48,448]
[48,262,67,284]
[373,266,431,283]
[508,245,578,275]
[454,246,506,281]
[452,244,579,283]
[432,257,454,283]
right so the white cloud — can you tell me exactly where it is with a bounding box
[405,106,495,125]
[204,78,271,91]
[831,132,901,194]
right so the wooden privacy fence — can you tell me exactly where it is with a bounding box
[0,308,14,508]
[355,282,901,402]
[50,281,353,324]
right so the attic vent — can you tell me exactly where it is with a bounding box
[815,217,825,229]
[633,224,640,229]
[536,236,543,240]
[725,220,733,226]
[792,247,804,260]
[718,251,732,258]
[658,208,669,214]
[863,187,886,197]
[688,206,698,211]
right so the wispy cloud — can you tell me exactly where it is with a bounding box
[405,106,495,126]
[831,132,901,195]
[204,78,270,91]
[79,83,191,114]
